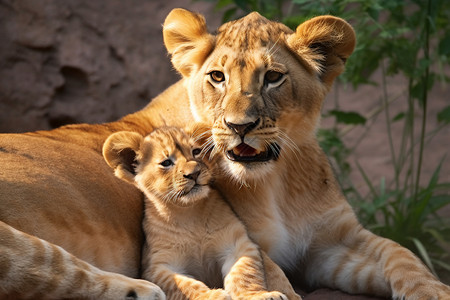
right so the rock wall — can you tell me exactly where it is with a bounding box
[0,0,219,132]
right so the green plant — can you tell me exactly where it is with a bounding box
[198,0,450,281]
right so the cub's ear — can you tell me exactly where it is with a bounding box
[163,8,215,77]
[102,131,144,184]
[287,15,356,87]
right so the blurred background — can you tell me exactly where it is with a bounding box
[1,0,449,282]
[0,0,222,132]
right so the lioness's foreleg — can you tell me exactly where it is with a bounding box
[305,205,450,300]
[0,221,165,300]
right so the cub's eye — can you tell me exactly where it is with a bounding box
[209,71,225,83]
[192,148,202,157]
[160,159,174,167]
[264,71,283,84]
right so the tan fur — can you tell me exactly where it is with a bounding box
[0,83,190,298]
[0,220,165,299]
[103,126,301,300]
[162,8,450,300]
[1,8,449,300]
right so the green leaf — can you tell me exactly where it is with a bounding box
[432,259,450,272]
[233,0,249,11]
[411,80,425,102]
[216,0,234,9]
[282,15,311,30]
[222,7,238,22]
[355,160,378,198]
[431,158,445,186]
[437,105,450,124]
[366,7,380,21]
[392,112,405,122]
[409,237,437,276]
[425,195,450,213]
[439,35,450,56]
[426,229,450,248]
[328,110,367,125]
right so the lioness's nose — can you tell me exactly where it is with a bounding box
[225,118,260,137]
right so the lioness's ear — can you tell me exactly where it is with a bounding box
[163,8,215,77]
[103,131,144,184]
[287,15,356,87]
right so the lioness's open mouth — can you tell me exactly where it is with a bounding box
[226,143,281,162]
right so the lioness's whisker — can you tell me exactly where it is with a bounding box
[192,130,212,143]
[277,130,301,162]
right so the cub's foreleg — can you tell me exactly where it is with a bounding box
[222,225,288,300]
[146,264,230,300]
[0,221,165,300]
[306,204,450,300]
[261,252,302,300]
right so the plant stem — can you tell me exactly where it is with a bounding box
[414,0,431,201]
[381,61,398,189]
[402,78,415,207]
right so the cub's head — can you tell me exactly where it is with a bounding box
[163,8,355,182]
[103,125,213,206]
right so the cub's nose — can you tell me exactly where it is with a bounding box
[225,118,260,138]
[183,170,200,182]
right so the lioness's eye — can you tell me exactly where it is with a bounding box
[192,148,202,157]
[209,71,225,83]
[264,71,283,84]
[160,159,174,167]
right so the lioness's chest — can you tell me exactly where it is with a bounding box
[222,183,313,271]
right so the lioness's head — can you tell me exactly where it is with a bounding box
[163,9,355,181]
[103,125,213,206]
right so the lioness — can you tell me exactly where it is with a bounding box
[1,8,449,300]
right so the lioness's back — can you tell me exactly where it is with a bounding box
[0,130,144,276]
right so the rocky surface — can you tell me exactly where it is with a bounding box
[0,0,220,132]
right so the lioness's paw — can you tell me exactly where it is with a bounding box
[286,291,303,300]
[435,284,450,300]
[432,283,450,300]
[393,281,450,300]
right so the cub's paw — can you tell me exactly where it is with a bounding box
[246,291,288,300]
[204,288,231,300]
[124,279,166,300]
[101,275,166,300]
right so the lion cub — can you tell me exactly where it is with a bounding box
[103,126,300,300]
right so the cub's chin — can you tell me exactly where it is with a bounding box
[177,184,210,206]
